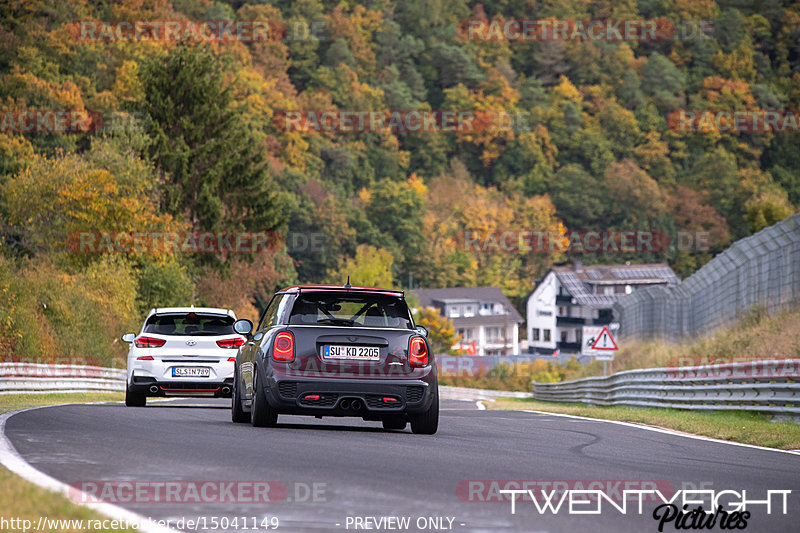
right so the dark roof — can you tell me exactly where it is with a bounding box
[413,287,523,323]
[550,263,679,308]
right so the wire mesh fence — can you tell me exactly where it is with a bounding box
[614,214,800,341]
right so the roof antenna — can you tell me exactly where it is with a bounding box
[344,275,351,289]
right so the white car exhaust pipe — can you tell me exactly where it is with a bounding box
[149,385,159,394]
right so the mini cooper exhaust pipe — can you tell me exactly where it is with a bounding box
[221,386,231,395]
[149,385,159,393]
[339,398,363,412]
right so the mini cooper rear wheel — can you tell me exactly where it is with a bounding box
[410,392,438,435]
[250,371,278,427]
[231,367,248,423]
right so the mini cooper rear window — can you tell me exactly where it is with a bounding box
[143,314,235,336]
[289,293,412,329]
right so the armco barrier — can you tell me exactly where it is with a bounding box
[439,385,532,401]
[533,359,800,415]
[0,363,535,400]
[0,363,126,394]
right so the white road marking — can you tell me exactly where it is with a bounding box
[0,405,180,533]
[520,410,800,457]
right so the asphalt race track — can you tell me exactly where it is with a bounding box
[5,398,800,533]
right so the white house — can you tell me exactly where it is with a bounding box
[526,262,679,355]
[414,287,523,356]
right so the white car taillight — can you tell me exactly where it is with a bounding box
[134,336,166,348]
[217,337,245,349]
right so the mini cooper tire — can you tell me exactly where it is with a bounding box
[410,393,438,435]
[250,371,278,427]
[231,367,248,423]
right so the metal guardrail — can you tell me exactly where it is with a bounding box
[0,363,537,401]
[0,363,126,394]
[11,359,797,416]
[533,359,800,415]
[439,385,532,401]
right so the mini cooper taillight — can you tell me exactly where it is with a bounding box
[409,336,428,367]
[273,332,295,362]
[134,336,166,348]
[216,337,245,349]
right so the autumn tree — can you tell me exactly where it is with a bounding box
[326,244,394,288]
[412,306,459,355]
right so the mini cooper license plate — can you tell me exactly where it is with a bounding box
[322,345,380,360]
[172,367,211,377]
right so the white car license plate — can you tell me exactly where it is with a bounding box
[322,345,380,360]
[172,367,211,377]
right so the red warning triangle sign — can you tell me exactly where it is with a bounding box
[590,326,618,351]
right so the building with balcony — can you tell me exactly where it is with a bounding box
[526,262,679,355]
[413,287,523,356]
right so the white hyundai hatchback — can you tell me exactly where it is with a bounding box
[121,307,245,406]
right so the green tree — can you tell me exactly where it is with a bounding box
[365,178,426,281]
[326,244,394,288]
[140,44,280,235]
[687,147,744,237]
[135,259,195,315]
[549,163,610,229]
[642,53,686,111]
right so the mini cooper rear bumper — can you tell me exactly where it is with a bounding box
[263,376,436,418]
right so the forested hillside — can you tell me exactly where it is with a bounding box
[1,0,798,364]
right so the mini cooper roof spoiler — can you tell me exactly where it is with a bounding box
[150,308,235,317]
[281,285,405,297]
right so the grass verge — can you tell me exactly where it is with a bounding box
[487,397,800,450]
[0,393,124,415]
[0,393,141,532]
